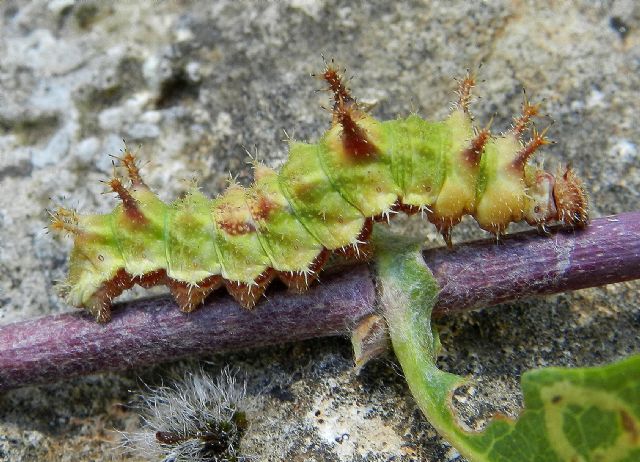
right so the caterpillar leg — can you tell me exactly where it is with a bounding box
[168,276,223,313]
[225,269,276,309]
[278,249,330,293]
[87,269,136,323]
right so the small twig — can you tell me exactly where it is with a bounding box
[0,212,638,391]
[428,211,640,314]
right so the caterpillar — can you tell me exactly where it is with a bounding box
[51,62,588,322]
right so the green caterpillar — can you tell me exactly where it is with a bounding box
[51,63,588,322]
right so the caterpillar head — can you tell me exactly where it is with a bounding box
[524,167,588,228]
[524,171,558,226]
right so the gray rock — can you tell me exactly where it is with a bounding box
[31,125,70,168]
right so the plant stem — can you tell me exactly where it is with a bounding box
[373,227,480,460]
[0,212,638,391]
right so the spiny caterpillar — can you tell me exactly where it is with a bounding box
[51,62,588,322]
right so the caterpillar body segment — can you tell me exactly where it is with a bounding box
[52,64,588,322]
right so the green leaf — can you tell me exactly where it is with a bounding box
[372,226,640,462]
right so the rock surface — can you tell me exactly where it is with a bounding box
[0,0,639,460]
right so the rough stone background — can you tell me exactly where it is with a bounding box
[0,0,639,460]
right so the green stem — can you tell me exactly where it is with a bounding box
[372,228,486,461]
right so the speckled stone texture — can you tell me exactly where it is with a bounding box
[0,1,638,461]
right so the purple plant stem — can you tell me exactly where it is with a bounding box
[1,212,639,391]
[429,211,640,315]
